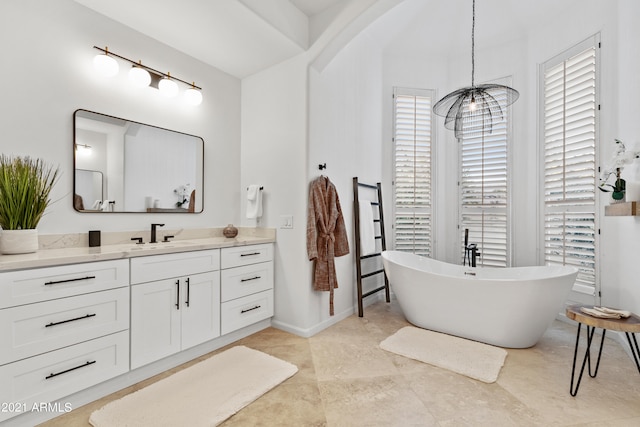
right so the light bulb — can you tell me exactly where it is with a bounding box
[93,51,119,77]
[158,73,179,98]
[184,84,202,106]
[469,97,477,112]
[129,62,151,87]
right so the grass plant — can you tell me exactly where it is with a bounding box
[0,155,59,230]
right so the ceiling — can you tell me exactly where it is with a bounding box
[75,0,586,79]
[289,0,344,16]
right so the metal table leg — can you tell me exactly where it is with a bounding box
[570,323,606,396]
[625,332,640,374]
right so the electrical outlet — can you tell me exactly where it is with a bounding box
[279,215,293,229]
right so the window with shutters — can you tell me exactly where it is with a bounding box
[458,79,511,267]
[392,87,433,256]
[542,35,599,300]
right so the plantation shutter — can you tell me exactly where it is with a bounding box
[459,82,510,267]
[542,36,599,301]
[393,87,433,256]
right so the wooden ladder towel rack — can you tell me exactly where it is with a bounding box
[353,177,390,317]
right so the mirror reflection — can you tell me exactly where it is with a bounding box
[73,109,203,213]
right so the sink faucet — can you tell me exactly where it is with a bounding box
[150,223,165,243]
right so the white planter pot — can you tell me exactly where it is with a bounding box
[0,229,39,254]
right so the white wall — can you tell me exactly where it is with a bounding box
[241,55,311,333]
[0,0,241,234]
[241,21,386,335]
[604,0,640,311]
[308,29,385,329]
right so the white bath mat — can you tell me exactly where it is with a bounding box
[380,326,507,383]
[89,346,298,427]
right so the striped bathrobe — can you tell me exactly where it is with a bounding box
[307,176,350,316]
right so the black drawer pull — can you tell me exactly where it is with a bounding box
[45,360,96,380]
[241,305,261,314]
[240,276,261,282]
[175,280,180,310]
[185,277,190,308]
[45,313,96,328]
[44,275,96,286]
[240,252,261,257]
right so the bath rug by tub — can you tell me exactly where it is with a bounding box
[89,346,298,427]
[380,326,507,383]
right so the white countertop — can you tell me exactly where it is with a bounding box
[0,232,275,272]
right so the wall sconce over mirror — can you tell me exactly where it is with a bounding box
[92,46,203,105]
[73,109,204,214]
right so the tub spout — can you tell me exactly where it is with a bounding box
[463,228,480,267]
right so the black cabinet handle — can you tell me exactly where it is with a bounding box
[175,280,180,310]
[240,252,261,257]
[45,313,96,328]
[44,276,96,286]
[241,305,261,314]
[241,276,261,282]
[45,360,96,380]
[185,277,190,307]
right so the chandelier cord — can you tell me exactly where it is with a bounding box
[471,0,475,88]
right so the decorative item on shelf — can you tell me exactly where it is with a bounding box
[223,224,238,238]
[92,46,203,106]
[0,155,59,254]
[433,0,519,139]
[599,139,640,203]
[174,184,191,208]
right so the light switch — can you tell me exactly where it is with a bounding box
[280,215,293,229]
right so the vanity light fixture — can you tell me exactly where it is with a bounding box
[433,0,519,138]
[158,72,179,98]
[92,46,119,77]
[92,46,203,105]
[129,61,152,88]
[75,143,92,153]
[184,82,203,106]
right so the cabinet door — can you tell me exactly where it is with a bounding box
[181,271,220,350]
[130,279,181,369]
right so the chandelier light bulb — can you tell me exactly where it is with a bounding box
[93,47,119,77]
[158,72,179,98]
[184,83,203,106]
[129,61,151,87]
[469,96,477,112]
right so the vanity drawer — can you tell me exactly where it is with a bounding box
[0,331,129,422]
[0,260,129,309]
[221,244,273,269]
[0,288,129,365]
[220,289,273,335]
[221,262,273,302]
[130,249,220,284]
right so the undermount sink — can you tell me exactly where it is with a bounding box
[129,241,189,250]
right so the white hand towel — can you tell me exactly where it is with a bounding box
[246,185,263,219]
[358,200,376,256]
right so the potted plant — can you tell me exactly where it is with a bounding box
[0,155,59,254]
[599,139,639,203]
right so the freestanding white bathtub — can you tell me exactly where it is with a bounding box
[381,251,578,348]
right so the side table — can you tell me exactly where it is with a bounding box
[566,304,640,396]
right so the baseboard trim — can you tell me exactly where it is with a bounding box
[271,292,391,338]
[272,306,354,338]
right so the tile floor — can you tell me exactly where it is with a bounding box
[41,300,640,427]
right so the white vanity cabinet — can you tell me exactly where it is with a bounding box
[0,260,130,423]
[220,244,274,335]
[130,249,221,369]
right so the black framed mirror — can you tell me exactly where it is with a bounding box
[73,109,204,213]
